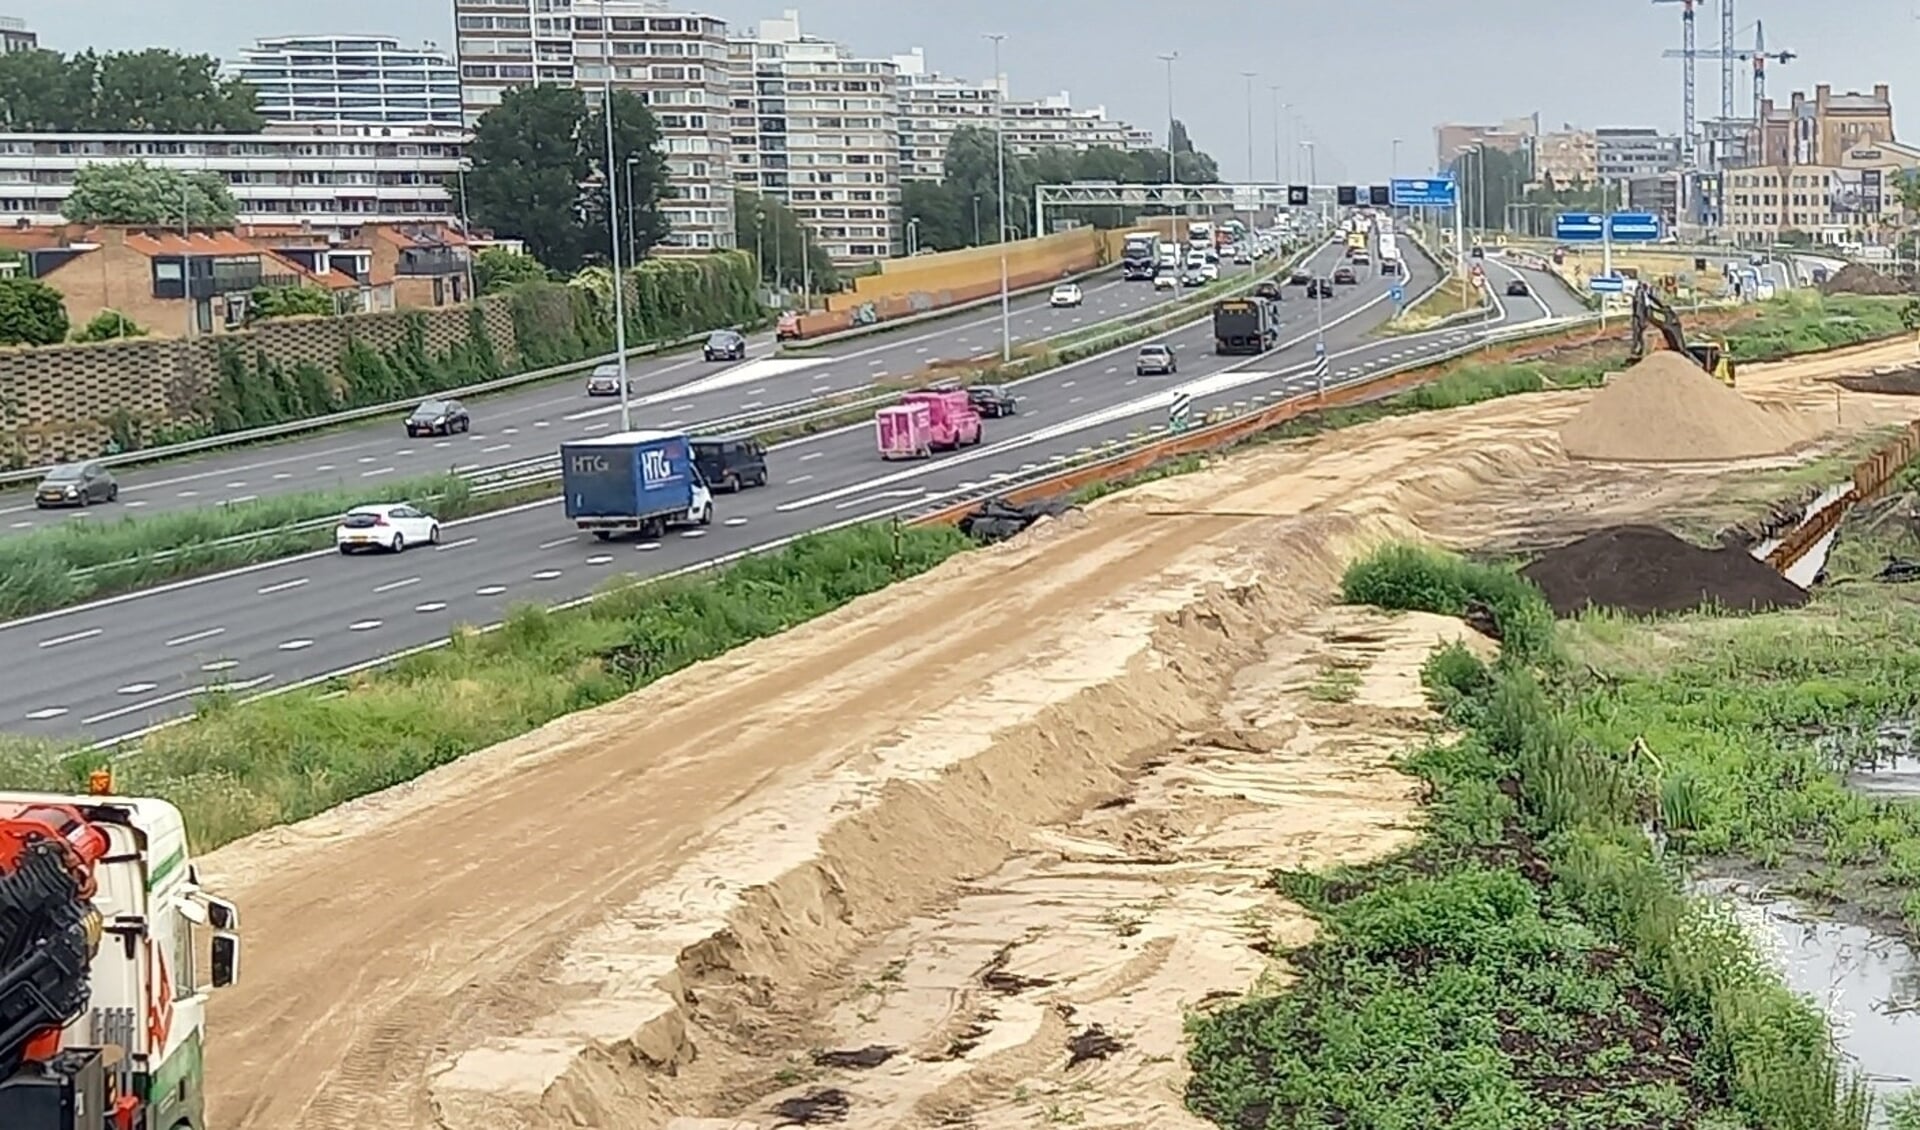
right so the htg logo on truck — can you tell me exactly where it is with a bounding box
[570,453,610,474]
[639,447,679,487]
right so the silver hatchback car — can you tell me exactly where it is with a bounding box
[585,362,629,396]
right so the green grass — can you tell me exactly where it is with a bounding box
[0,521,970,852]
[1186,543,1875,1130]
[1725,292,1910,362]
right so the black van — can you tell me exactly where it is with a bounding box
[690,434,768,491]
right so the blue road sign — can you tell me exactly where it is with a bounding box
[1588,274,1626,293]
[1607,212,1662,242]
[1555,213,1605,242]
[1389,177,1457,208]
[1389,283,1406,305]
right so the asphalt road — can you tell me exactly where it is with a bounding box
[0,262,1253,534]
[0,239,1563,744]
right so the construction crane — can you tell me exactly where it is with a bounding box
[1653,0,1702,166]
[1660,20,1794,156]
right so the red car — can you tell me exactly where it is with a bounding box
[775,311,802,341]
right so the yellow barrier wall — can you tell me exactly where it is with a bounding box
[834,228,1109,310]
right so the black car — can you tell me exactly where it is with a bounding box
[1505,279,1530,297]
[1288,270,1312,285]
[1135,343,1177,376]
[35,461,117,508]
[703,329,748,361]
[406,398,470,437]
[1470,245,1485,259]
[967,385,1018,418]
[691,434,768,491]
[1332,267,1357,285]
[1306,278,1334,298]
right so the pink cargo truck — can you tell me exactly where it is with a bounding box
[876,402,934,460]
[899,388,982,450]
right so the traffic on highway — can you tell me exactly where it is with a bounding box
[0,219,1592,743]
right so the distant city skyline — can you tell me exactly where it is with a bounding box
[8,0,1919,182]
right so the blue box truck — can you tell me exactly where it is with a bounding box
[560,430,715,541]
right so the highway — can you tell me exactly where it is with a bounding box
[0,235,1590,744]
[0,263,1245,534]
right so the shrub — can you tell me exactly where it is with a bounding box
[72,309,146,342]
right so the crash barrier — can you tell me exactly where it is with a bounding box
[1766,417,1920,573]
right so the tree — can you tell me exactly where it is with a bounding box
[1449,146,1529,232]
[901,180,968,252]
[248,286,336,321]
[62,161,237,225]
[474,247,548,294]
[72,309,145,342]
[0,278,69,346]
[735,190,837,292]
[463,86,672,274]
[0,47,259,132]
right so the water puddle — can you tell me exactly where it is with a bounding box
[1697,878,1920,1099]
[1816,719,1920,798]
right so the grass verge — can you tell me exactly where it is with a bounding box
[0,521,971,851]
[1185,543,1877,1129]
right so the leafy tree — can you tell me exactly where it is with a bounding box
[72,309,145,342]
[0,48,259,132]
[248,286,336,321]
[464,86,671,274]
[734,190,837,291]
[901,180,968,252]
[0,278,69,346]
[1448,146,1529,232]
[473,247,548,294]
[62,161,237,225]
[584,92,670,261]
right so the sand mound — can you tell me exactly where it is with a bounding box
[1557,351,1809,463]
[1520,523,1810,617]
[1820,263,1909,296]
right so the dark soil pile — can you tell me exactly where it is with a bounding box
[1836,365,1920,396]
[1520,524,1811,617]
[1819,263,1910,296]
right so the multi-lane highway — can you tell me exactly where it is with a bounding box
[0,264,1245,534]
[0,237,1586,743]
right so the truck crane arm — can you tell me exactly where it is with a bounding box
[0,806,105,1081]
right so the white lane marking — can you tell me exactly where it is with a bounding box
[723,516,749,527]
[202,659,238,672]
[682,529,708,538]
[836,486,926,510]
[810,385,834,395]
[361,466,394,478]
[800,451,822,461]
[501,427,519,435]
[636,541,661,551]
[587,554,614,565]
[166,627,225,648]
[315,464,335,472]
[789,474,814,484]
[1062,380,1076,388]
[9,520,29,528]
[740,401,764,410]
[83,675,273,727]
[1069,396,1084,404]
[395,449,415,457]
[868,359,885,366]
[538,535,575,549]
[531,569,562,580]
[117,681,158,695]
[227,494,258,505]
[349,620,382,631]
[482,443,512,453]
[476,585,507,596]
[273,472,293,480]
[24,707,67,720]
[373,576,420,593]
[278,639,314,651]
[436,537,478,552]
[178,490,199,498]
[256,577,308,595]
[358,456,377,464]
[533,420,550,427]
[584,422,609,432]
[747,387,766,396]
[435,440,453,448]
[415,602,447,613]
[225,481,247,489]
[38,627,102,648]
[672,403,694,412]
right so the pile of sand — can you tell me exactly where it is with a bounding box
[1520,523,1810,617]
[1557,351,1808,463]
[1820,263,1910,297]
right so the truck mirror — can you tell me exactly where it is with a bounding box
[211,932,241,987]
[205,895,239,931]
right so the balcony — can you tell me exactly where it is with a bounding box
[153,269,300,301]
[397,247,467,276]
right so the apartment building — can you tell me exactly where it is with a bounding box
[890,48,1153,181]
[1533,129,1597,187]
[227,36,464,130]
[1720,137,1920,247]
[0,15,35,54]
[1594,128,1682,180]
[1433,116,1536,172]
[728,10,899,262]
[453,0,735,252]
[0,129,463,234]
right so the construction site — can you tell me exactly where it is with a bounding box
[94,289,1898,1129]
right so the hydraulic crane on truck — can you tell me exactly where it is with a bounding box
[0,772,239,1130]
[1628,283,1736,386]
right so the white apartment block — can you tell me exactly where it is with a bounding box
[0,130,463,233]
[453,0,735,252]
[0,15,35,53]
[728,10,901,263]
[227,36,464,130]
[891,48,1154,181]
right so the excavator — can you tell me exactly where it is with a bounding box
[0,773,239,1129]
[1628,283,1736,386]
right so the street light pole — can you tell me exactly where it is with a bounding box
[1158,52,1178,185]
[987,33,1011,363]
[456,163,477,304]
[1268,86,1282,182]
[598,0,632,432]
[1240,71,1256,185]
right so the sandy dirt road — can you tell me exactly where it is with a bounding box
[196,337,1920,1129]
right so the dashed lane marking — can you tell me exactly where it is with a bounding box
[475,585,507,596]
[349,620,382,631]
[24,707,67,720]
[116,682,157,695]
[372,576,420,593]
[257,577,308,595]
[723,516,748,527]
[278,639,314,651]
[531,569,562,580]
[201,659,238,672]
[165,627,225,648]
[38,627,101,648]
[415,602,447,613]
[587,554,614,565]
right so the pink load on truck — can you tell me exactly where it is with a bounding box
[898,389,982,450]
[876,402,933,460]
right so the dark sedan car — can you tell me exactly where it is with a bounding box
[1505,279,1530,297]
[1288,270,1313,285]
[35,461,117,508]
[703,329,748,361]
[1332,267,1357,285]
[967,385,1018,418]
[1305,278,1334,298]
[406,398,470,437]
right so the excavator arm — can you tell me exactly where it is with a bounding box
[1627,284,1735,386]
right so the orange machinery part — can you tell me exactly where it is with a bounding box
[0,802,109,1064]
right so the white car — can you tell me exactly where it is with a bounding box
[1153,274,1177,291]
[335,503,442,554]
[1049,283,1083,307]
[1200,261,1220,281]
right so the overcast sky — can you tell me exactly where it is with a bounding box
[16,0,1920,181]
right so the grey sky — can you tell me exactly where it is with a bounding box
[15,0,1919,181]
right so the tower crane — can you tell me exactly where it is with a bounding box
[1652,0,1701,166]
[1660,20,1794,158]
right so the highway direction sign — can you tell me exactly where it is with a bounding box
[1555,213,1605,242]
[1588,274,1626,293]
[1389,282,1406,305]
[1607,212,1662,242]
[1389,178,1458,208]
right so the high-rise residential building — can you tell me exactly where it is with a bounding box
[1595,127,1682,180]
[889,48,1153,182]
[228,36,464,130]
[453,0,735,253]
[727,10,900,263]
[0,16,35,54]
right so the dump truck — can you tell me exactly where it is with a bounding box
[561,430,715,540]
[1212,296,1277,355]
[0,775,241,1130]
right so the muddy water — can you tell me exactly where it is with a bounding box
[1697,878,1920,1098]
[1819,720,1920,798]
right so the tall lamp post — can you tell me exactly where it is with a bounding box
[598,0,632,432]
[1240,71,1257,185]
[1158,52,1178,185]
[986,32,1011,362]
